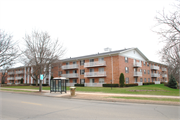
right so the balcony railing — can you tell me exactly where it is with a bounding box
[162,68,167,71]
[133,62,142,67]
[15,77,23,80]
[151,65,159,70]
[133,72,142,77]
[151,73,160,77]
[134,82,143,86]
[7,77,14,80]
[162,74,167,78]
[8,72,14,75]
[84,61,106,68]
[61,73,78,78]
[16,71,24,74]
[84,72,106,77]
[62,64,78,70]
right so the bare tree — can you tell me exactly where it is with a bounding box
[155,1,180,83]
[22,30,65,92]
[0,30,19,67]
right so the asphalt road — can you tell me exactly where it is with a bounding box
[0,92,179,120]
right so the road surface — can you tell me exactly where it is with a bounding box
[0,92,179,120]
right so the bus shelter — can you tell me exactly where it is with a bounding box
[50,77,68,93]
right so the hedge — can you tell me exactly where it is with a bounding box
[160,82,165,84]
[31,84,49,86]
[0,84,31,87]
[103,84,119,87]
[74,84,84,87]
[124,83,138,87]
[143,82,155,85]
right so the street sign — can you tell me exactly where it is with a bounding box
[40,74,43,80]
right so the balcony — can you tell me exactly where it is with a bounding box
[84,72,106,77]
[151,73,160,77]
[61,73,78,78]
[133,72,142,77]
[62,64,78,70]
[8,72,14,75]
[162,74,167,78]
[7,77,14,80]
[151,65,159,70]
[15,77,23,80]
[16,71,24,74]
[133,62,142,67]
[84,61,106,68]
[162,68,167,71]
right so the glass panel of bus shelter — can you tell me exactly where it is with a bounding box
[56,80,59,92]
[51,80,54,91]
[58,80,61,92]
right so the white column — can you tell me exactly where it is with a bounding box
[24,67,26,83]
[27,67,29,83]
[31,67,33,84]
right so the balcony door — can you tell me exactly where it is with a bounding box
[73,61,76,67]
[73,70,77,74]
[89,59,94,66]
[90,78,94,83]
[89,69,94,76]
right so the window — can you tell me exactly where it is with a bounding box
[144,70,146,74]
[151,78,153,82]
[99,57,104,62]
[144,78,147,82]
[66,71,69,74]
[125,67,129,73]
[135,78,138,82]
[134,51,135,54]
[99,78,104,83]
[143,61,146,66]
[66,62,69,65]
[90,78,94,83]
[73,79,77,83]
[125,57,128,63]
[59,71,62,76]
[158,78,159,81]
[73,70,77,73]
[147,63,149,66]
[140,69,142,72]
[148,70,150,74]
[80,69,85,75]
[99,68,104,72]
[80,79,85,84]
[126,78,129,84]
[148,78,150,82]
[140,78,143,82]
[89,59,94,62]
[80,60,85,66]
[161,79,162,81]
[73,61,76,64]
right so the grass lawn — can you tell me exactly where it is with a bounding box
[107,96,180,102]
[2,84,180,96]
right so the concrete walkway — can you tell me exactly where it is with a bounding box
[1,87,180,99]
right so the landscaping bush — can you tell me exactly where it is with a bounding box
[74,84,84,87]
[143,82,155,85]
[168,75,177,89]
[164,82,169,87]
[103,84,119,87]
[160,82,165,84]
[124,83,138,87]
[119,73,125,87]
[31,84,49,86]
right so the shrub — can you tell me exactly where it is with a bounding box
[74,84,84,87]
[119,73,125,87]
[164,82,169,87]
[168,75,177,89]
[31,84,49,86]
[160,82,165,84]
[143,82,155,85]
[103,84,119,87]
[124,83,138,87]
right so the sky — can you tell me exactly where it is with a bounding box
[0,0,177,67]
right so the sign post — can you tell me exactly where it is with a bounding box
[40,74,43,92]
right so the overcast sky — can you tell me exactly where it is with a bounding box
[0,0,177,66]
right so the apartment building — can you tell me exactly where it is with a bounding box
[5,48,168,86]
[52,48,168,86]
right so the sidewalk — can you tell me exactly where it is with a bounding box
[1,87,180,105]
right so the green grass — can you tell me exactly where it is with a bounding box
[108,96,180,102]
[2,84,180,96]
